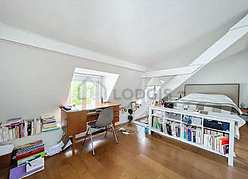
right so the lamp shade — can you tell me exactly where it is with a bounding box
[147,78,162,86]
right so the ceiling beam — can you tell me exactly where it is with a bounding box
[0,24,150,72]
[134,13,248,120]
[160,13,248,97]
[141,65,201,78]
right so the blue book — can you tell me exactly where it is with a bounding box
[223,123,227,131]
[188,128,191,141]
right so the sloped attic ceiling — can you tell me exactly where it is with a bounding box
[1,0,248,70]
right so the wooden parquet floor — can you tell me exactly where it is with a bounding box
[1,123,248,179]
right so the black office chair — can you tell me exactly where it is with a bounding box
[82,108,118,156]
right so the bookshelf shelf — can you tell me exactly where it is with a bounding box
[148,106,236,166]
[152,114,163,118]
[203,127,229,134]
[0,117,59,143]
[151,127,228,158]
[182,122,202,128]
[165,118,181,122]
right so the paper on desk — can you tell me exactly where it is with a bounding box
[0,143,14,156]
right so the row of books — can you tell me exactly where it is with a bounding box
[183,126,202,144]
[0,116,59,142]
[152,116,181,137]
[203,129,229,155]
[10,140,45,178]
[0,118,42,142]
[152,116,163,130]
[165,122,181,137]
[151,114,229,155]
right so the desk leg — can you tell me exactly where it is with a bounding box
[72,135,76,154]
[112,122,116,128]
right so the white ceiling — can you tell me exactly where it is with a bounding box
[1,0,248,70]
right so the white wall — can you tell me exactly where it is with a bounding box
[0,41,142,122]
[171,49,248,107]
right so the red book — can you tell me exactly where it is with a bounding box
[42,121,56,125]
[221,138,229,145]
[21,123,24,137]
[16,147,45,160]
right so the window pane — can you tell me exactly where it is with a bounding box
[87,82,96,108]
[71,82,82,105]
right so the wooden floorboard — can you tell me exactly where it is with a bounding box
[1,124,248,179]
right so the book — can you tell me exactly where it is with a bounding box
[31,121,34,135]
[42,121,57,128]
[24,121,27,137]
[16,147,44,160]
[42,124,58,130]
[12,127,16,139]
[17,151,45,166]
[196,128,201,144]
[42,126,60,133]
[2,127,8,142]
[221,138,229,145]
[192,129,196,143]
[16,143,44,156]
[41,114,54,119]
[15,140,43,152]
[0,128,3,142]
[5,117,22,126]
[19,124,22,138]
[27,121,32,136]
[188,128,191,141]
[42,120,56,125]
[8,128,13,140]
[222,144,229,154]
[184,127,187,140]
[15,126,19,139]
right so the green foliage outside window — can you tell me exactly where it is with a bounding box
[87,82,96,105]
[71,82,82,105]
[71,81,96,106]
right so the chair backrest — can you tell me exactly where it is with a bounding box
[95,108,114,127]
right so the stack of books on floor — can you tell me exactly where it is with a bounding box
[203,129,229,155]
[0,118,42,142]
[10,140,45,179]
[41,115,59,132]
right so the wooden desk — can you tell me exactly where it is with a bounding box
[61,103,120,152]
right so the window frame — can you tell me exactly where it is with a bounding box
[68,73,102,107]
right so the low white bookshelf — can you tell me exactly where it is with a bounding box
[148,106,238,166]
